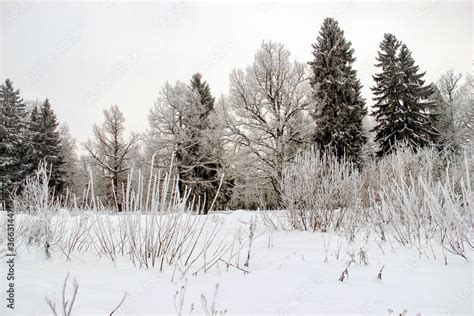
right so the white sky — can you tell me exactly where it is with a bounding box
[1,0,472,146]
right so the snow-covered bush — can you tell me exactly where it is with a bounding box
[12,163,64,258]
[12,160,242,276]
[280,148,362,232]
[278,145,473,257]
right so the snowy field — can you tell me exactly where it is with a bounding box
[1,210,472,315]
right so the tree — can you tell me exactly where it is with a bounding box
[185,73,233,212]
[433,70,467,151]
[84,105,139,210]
[0,79,28,205]
[455,74,474,145]
[439,70,463,104]
[148,75,232,213]
[430,84,453,150]
[27,99,66,193]
[58,124,82,198]
[309,17,367,164]
[224,41,310,207]
[371,34,438,155]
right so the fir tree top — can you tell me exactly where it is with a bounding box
[309,17,356,89]
[190,73,215,113]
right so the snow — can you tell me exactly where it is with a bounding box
[1,210,472,315]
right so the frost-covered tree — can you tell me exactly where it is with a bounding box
[224,41,310,207]
[185,73,233,212]
[147,80,195,167]
[309,17,367,164]
[148,75,232,213]
[371,34,438,156]
[452,74,474,147]
[0,79,28,205]
[27,99,66,193]
[433,70,472,151]
[58,124,82,197]
[84,105,139,210]
[430,85,452,149]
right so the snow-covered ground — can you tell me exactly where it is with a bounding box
[1,210,472,315]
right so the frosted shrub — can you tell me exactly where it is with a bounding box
[280,148,362,232]
[278,145,473,258]
[12,160,240,276]
[368,147,473,257]
[12,163,62,258]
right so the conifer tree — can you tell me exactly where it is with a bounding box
[371,34,438,155]
[179,73,233,213]
[0,79,28,205]
[309,17,367,164]
[149,74,234,212]
[28,99,66,193]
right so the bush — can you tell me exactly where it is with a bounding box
[278,145,473,257]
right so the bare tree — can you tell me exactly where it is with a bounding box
[223,41,310,207]
[438,70,463,104]
[83,105,139,210]
[435,71,473,149]
[456,74,474,143]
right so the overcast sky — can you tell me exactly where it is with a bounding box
[1,0,472,146]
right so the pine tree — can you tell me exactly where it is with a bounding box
[371,34,438,155]
[178,73,233,213]
[309,17,367,164]
[28,99,66,193]
[0,79,28,205]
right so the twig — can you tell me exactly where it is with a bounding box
[218,259,250,274]
[110,292,129,315]
[377,265,385,280]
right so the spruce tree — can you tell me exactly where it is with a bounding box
[178,73,233,213]
[309,17,367,164]
[371,34,438,155]
[28,99,66,193]
[0,79,28,205]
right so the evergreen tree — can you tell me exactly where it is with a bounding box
[371,34,438,155]
[28,99,66,193]
[178,73,233,213]
[309,17,367,164]
[0,79,28,205]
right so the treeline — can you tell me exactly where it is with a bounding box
[1,18,472,210]
[0,80,79,207]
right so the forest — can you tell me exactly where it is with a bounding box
[1,18,472,212]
